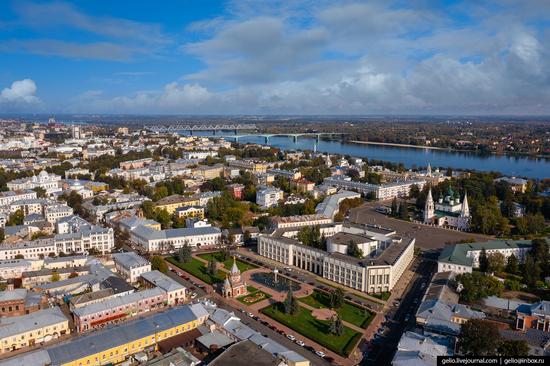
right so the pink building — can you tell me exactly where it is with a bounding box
[73,287,166,332]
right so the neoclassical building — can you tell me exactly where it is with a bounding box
[221,257,248,298]
[424,187,470,230]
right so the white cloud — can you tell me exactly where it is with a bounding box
[1,79,41,107]
[27,0,550,114]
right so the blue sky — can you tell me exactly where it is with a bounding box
[1,0,549,115]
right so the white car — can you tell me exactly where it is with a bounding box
[287,334,296,341]
[191,292,197,299]
[248,312,254,318]
[315,351,326,358]
[404,314,411,322]
[295,340,305,347]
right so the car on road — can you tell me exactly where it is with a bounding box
[189,286,196,291]
[191,292,197,299]
[286,334,295,341]
[295,340,305,347]
[404,314,411,322]
[284,267,291,271]
[248,312,254,318]
[240,308,246,313]
[315,350,326,358]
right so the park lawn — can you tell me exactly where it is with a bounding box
[198,252,257,272]
[247,285,259,293]
[261,303,362,356]
[237,290,272,305]
[299,290,375,328]
[167,257,225,284]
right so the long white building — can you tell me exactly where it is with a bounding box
[0,190,37,207]
[6,171,62,195]
[437,239,533,274]
[324,176,426,200]
[258,224,414,294]
[130,225,221,252]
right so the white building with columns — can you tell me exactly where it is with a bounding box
[258,223,414,294]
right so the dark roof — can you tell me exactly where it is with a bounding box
[100,276,134,294]
[157,327,202,353]
[209,340,281,366]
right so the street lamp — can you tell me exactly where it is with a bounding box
[273,268,279,283]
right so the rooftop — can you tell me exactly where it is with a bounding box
[438,239,533,267]
[0,307,68,339]
[113,251,150,269]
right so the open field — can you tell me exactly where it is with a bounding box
[261,302,362,356]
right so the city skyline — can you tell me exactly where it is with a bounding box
[1,0,550,115]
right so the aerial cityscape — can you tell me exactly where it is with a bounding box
[0,1,549,366]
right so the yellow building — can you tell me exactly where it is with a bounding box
[44,304,209,366]
[85,181,110,193]
[175,205,205,220]
[194,164,224,180]
[0,307,70,353]
[154,195,201,214]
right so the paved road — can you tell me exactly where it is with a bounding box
[364,254,435,365]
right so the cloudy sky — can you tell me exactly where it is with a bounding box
[1,0,549,115]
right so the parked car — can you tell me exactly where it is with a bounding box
[404,314,411,322]
[315,351,326,358]
[287,334,296,341]
[295,340,305,347]
[191,292,197,299]
[248,312,254,318]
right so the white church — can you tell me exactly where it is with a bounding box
[424,186,471,230]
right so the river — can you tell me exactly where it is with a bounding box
[179,132,550,179]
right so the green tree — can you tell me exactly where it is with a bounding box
[458,319,502,356]
[409,184,420,199]
[497,339,530,356]
[151,256,168,273]
[479,248,489,272]
[142,200,156,219]
[33,187,47,198]
[330,288,345,309]
[50,272,60,282]
[398,200,409,220]
[7,209,24,226]
[391,198,398,216]
[457,272,503,302]
[156,209,172,229]
[297,226,322,249]
[329,315,343,336]
[347,241,363,259]
[177,244,192,263]
[487,252,506,273]
[283,289,299,315]
[207,259,217,275]
[505,254,519,274]
[523,255,541,287]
